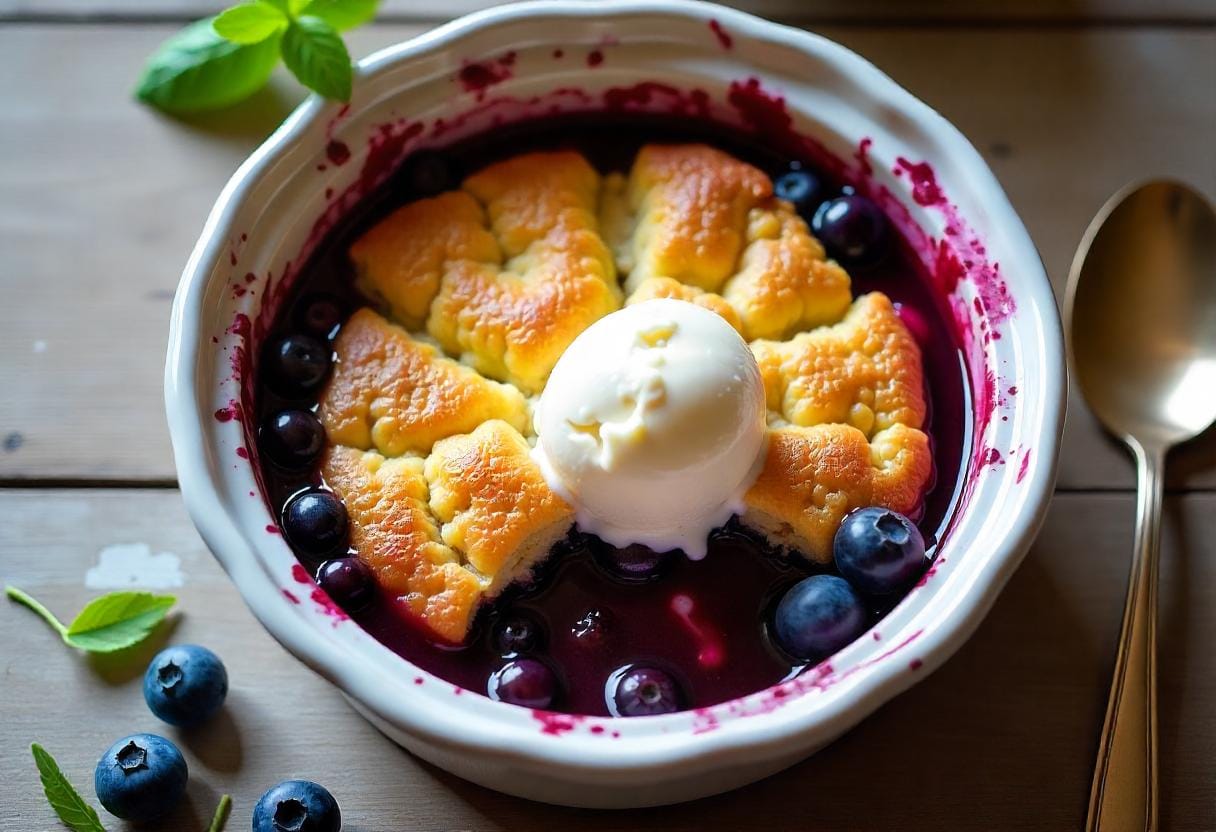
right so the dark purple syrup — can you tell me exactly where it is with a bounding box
[255,114,972,716]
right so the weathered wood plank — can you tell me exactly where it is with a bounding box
[0,489,1211,829]
[3,0,1214,23]
[0,24,1213,485]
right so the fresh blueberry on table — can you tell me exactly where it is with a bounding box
[493,614,541,656]
[265,333,331,397]
[253,779,341,832]
[834,507,928,595]
[143,644,228,727]
[94,733,187,822]
[299,295,345,339]
[772,574,869,661]
[488,658,559,709]
[282,489,349,557]
[611,666,682,717]
[812,194,888,268]
[316,557,375,612]
[773,167,823,217]
[259,409,326,470]
[593,541,672,583]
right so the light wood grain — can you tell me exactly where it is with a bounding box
[3,0,1214,23]
[1,23,1214,487]
[0,489,1212,830]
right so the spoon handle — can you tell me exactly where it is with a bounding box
[1086,442,1163,832]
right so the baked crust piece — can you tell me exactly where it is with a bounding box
[326,143,934,638]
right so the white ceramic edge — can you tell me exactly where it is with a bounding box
[166,0,1066,800]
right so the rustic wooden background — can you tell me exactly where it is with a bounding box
[1,1,1214,829]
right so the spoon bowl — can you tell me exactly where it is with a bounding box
[1066,179,1216,832]
[1068,181,1216,447]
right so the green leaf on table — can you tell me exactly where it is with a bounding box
[281,15,352,101]
[299,0,380,31]
[31,744,107,832]
[134,17,282,115]
[214,1,288,45]
[63,591,176,653]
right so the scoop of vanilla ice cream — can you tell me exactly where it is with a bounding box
[533,299,767,558]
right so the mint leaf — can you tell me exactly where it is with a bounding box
[281,15,352,101]
[300,0,379,31]
[214,1,287,45]
[135,17,282,114]
[64,591,175,653]
[208,794,233,832]
[31,744,107,832]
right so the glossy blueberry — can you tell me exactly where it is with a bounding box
[253,780,341,832]
[143,644,228,727]
[316,557,375,612]
[834,507,928,595]
[593,541,672,583]
[611,666,682,717]
[94,734,187,822]
[773,167,823,216]
[493,614,541,655]
[299,295,344,339]
[265,333,331,397]
[812,194,888,268]
[405,151,454,197]
[259,409,325,470]
[282,489,349,557]
[488,658,558,709]
[772,575,868,661]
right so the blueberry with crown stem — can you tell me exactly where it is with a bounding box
[772,574,868,661]
[260,409,325,470]
[143,644,228,727]
[94,734,187,822]
[265,333,331,397]
[834,507,928,595]
[253,780,341,832]
[611,666,683,716]
[282,489,348,557]
[488,658,558,708]
[773,166,823,217]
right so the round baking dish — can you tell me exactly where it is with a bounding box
[166,0,1064,807]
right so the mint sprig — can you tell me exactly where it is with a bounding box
[6,586,176,653]
[136,0,379,114]
[31,744,106,832]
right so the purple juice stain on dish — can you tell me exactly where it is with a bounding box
[586,49,604,67]
[708,19,733,49]
[325,140,351,166]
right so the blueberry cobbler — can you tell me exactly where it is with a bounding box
[255,117,970,717]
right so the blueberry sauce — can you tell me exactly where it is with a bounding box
[254,114,972,716]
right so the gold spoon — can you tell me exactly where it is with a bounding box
[1066,181,1216,831]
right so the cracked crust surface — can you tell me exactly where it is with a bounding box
[319,143,933,640]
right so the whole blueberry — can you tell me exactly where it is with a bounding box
[282,489,348,557]
[493,614,541,655]
[834,507,928,595]
[406,151,454,197]
[611,666,682,717]
[143,644,228,727]
[488,658,558,709]
[260,409,325,470]
[772,575,868,661]
[253,780,341,832]
[265,334,331,397]
[94,734,187,822]
[593,541,672,583]
[299,295,344,339]
[812,194,888,268]
[316,557,375,612]
[773,167,823,216]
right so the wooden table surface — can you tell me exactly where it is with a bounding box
[1,2,1214,829]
